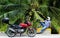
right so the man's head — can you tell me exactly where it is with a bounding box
[47,17,50,20]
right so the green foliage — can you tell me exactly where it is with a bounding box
[51,17,60,32]
[0,0,60,34]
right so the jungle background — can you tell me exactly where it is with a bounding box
[0,0,60,34]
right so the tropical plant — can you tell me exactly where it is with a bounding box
[0,0,60,34]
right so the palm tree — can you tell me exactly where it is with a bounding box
[0,0,60,34]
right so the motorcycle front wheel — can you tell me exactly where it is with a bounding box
[27,28,36,37]
[6,29,16,37]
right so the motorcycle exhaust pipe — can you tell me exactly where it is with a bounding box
[9,28,15,32]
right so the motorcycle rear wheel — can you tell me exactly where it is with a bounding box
[6,29,16,37]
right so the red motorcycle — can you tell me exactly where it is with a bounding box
[2,18,36,37]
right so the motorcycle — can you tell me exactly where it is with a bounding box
[2,18,36,37]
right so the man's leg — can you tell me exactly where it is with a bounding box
[37,22,47,34]
[40,26,47,33]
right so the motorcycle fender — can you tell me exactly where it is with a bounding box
[9,28,15,32]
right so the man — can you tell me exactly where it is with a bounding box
[38,17,51,34]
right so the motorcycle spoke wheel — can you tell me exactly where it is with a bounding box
[27,28,36,37]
